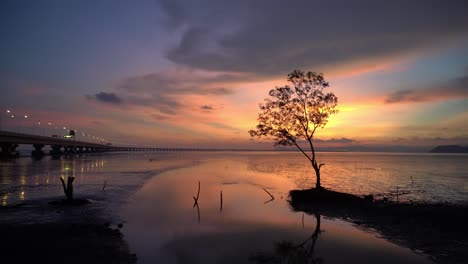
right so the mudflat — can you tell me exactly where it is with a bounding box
[0,199,136,264]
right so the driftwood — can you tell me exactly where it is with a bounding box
[60,176,75,201]
[262,187,275,204]
[262,187,274,199]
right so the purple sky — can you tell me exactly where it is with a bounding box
[1,0,467,151]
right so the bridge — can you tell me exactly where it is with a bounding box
[0,130,207,158]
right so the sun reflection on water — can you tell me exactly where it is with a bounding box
[121,154,435,264]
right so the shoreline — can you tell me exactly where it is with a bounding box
[0,156,202,264]
[289,188,468,264]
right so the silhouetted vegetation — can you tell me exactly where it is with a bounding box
[249,70,338,189]
[429,145,468,153]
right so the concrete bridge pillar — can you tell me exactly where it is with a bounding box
[32,144,45,157]
[0,143,19,158]
[50,145,63,155]
[64,146,75,154]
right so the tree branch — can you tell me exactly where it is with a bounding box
[292,140,312,162]
[307,137,316,162]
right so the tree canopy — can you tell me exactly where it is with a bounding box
[249,70,338,188]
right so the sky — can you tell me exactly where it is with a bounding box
[1,0,467,151]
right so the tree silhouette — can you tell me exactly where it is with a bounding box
[249,70,338,189]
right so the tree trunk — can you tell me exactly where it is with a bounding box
[315,168,321,189]
[312,160,321,189]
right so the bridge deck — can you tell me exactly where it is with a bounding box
[0,130,125,149]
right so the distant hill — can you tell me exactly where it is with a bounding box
[429,145,468,153]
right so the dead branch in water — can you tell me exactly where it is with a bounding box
[102,180,107,191]
[190,181,201,223]
[60,176,75,201]
[262,187,275,200]
[262,187,275,204]
[196,202,200,223]
[193,181,200,208]
[220,190,223,212]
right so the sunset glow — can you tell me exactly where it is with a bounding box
[1,2,468,263]
[1,1,467,151]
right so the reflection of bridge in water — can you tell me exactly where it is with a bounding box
[0,130,213,158]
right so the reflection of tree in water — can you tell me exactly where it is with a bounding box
[250,213,322,264]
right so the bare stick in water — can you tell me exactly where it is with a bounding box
[262,187,275,204]
[60,176,75,201]
[196,203,200,224]
[60,177,67,196]
[262,187,275,200]
[220,189,223,212]
[193,181,200,208]
[102,180,107,191]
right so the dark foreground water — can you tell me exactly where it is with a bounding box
[1,151,467,263]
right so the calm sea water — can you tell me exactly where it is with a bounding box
[1,151,467,263]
